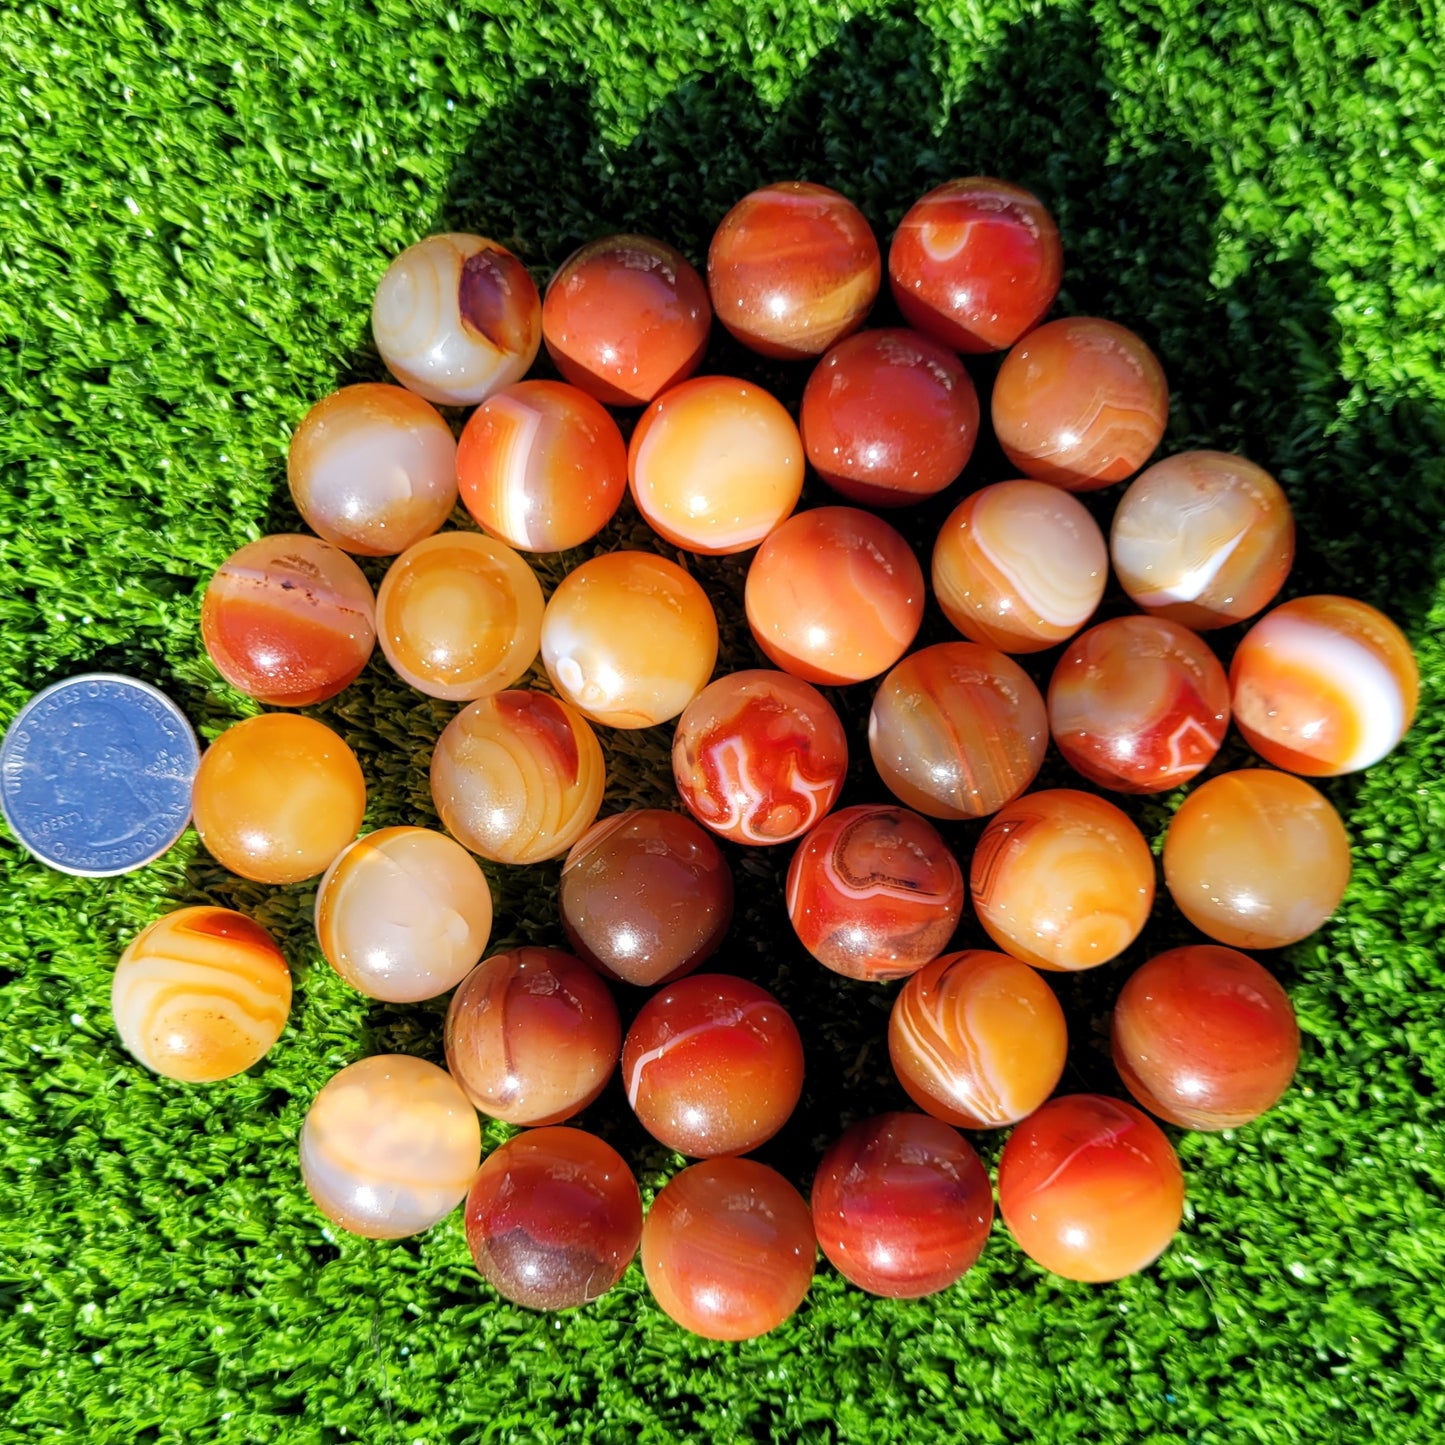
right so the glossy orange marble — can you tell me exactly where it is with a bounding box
[745,507,924,684]
[628,376,804,554]
[672,670,848,846]
[1113,944,1300,1131]
[868,642,1047,820]
[315,827,492,1002]
[992,318,1168,491]
[800,328,979,507]
[112,906,290,1083]
[707,181,880,359]
[374,531,544,702]
[445,947,621,1126]
[1230,595,1418,775]
[1111,450,1295,629]
[1049,616,1230,794]
[786,804,964,982]
[642,1158,815,1340]
[200,535,376,706]
[971,789,1155,972]
[622,974,803,1157]
[932,481,1107,653]
[542,233,711,406]
[371,233,541,406]
[431,690,605,864]
[288,384,458,556]
[465,1127,642,1311]
[888,178,1063,353]
[997,1093,1184,1282]
[193,714,366,884]
[456,380,628,553]
[888,950,1067,1128]
[1162,769,1351,949]
[300,1054,481,1240]
[540,551,718,728]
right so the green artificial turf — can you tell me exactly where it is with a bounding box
[2,0,1444,1440]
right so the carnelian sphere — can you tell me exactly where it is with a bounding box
[800,328,980,507]
[200,535,376,707]
[1111,450,1295,629]
[786,804,964,982]
[445,947,621,1126]
[998,1094,1184,1282]
[371,232,541,406]
[707,181,880,359]
[374,531,543,701]
[992,318,1168,491]
[932,481,1107,653]
[315,827,492,1003]
[888,177,1063,353]
[456,380,628,552]
[287,384,458,556]
[1113,945,1300,1131]
[811,1112,993,1298]
[672,670,848,846]
[430,690,606,864]
[1229,595,1419,775]
[300,1055,482,1240]
[868,642,1047,820]
[1049,615,1230,794]
[193,714,366,884]
[560,810,734,987]
[970,789,1155,972]
[1162,769,1351,949]
[888,950,1068,1128]
[628,377,804,554]
[745,507,924,684]
[111,907,291,1083]
[543,233,711,406]
[622,974,804,1157]
[540,551,718,728]
[642,1158,815,1340]
[465,1127,642,1311]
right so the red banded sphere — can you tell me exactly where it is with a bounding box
[888,178,1063,353]
[622,974,804,1157]
[800,328,980,506]
[1113,944,1300,1131]
[708,181,880,359]
[812,1112,993,1298]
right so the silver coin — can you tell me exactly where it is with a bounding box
[0,673,201,877]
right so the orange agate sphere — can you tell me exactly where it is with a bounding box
[642,1158,815,1340]
[868,642,1047,820]
[200,534,376,707]
[540,551,718,728]
[192,714,366,884]
[1229,595,1418,775]
[1112,944,1300,1131]
[707,181,880,359]
[1111,451,1295,629]
[456,380,628,552]
[745,507,924,684]
[931,481,1107,653]
[970,789,1155,972]
[991,318,1168,491]
[889,950,1067,1128]
[542,233,711,406]
[287,384,458,556]
[375,532,543,701]
[430,690,606,864]
[628,377,804,554]
[1162,769,1351,949]
[997,1094,1184,1282]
